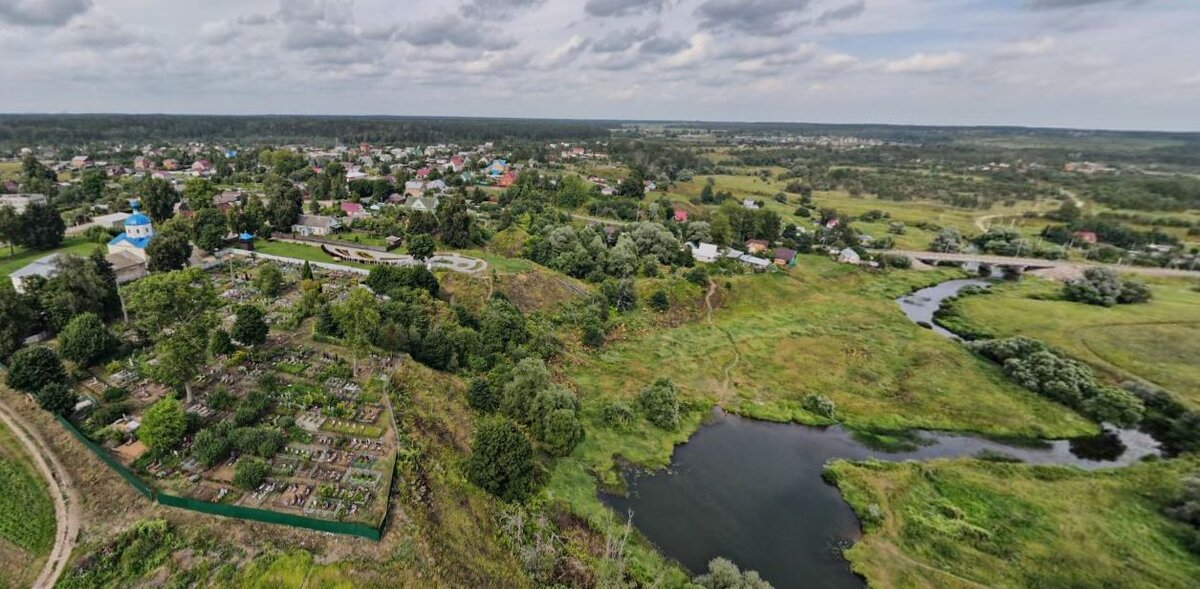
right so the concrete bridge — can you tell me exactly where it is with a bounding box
[879,250,1200,279]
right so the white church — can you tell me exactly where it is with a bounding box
[106,206,155,283]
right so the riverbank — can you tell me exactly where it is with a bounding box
[828,456,1200,589]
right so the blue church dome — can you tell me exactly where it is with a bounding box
[125,212,152,226]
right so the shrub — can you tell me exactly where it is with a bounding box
[602,401,634,428]
[970,337,1143,426]
[102,386,129,402]
[529,387,581,455]
[465,417,534,502]
[5,346,67,393]
[1063,267,1152,306]
[581,322,606,348]
[233,457,268,489]
[802,394,836,419]
[58,313,117,366]
[649,289,670,312]
[693,557,773,589]
[232,305,268,346]
[686,267,709,287]
[638,378,681,430]
[233,391,271,426]
[208,329,234,356]
[35,382,77,415]
[253,264,283,297]
[467,378,499,413]
[138,397,187,454]
[207,387,236,411]
[192,428,231,467]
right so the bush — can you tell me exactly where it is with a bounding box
[35,382,77,415]
[253,264,284,297]
[233,391,271,426]
[208,329,234,356]
[1063,267,1152,306]
[192,428,231,467]
[138,397,187,454]
[233,457,268,489]
[802,394,836,419]
[693,557,773,589]
[638,378,681,430]
[365,265,439,297]
[207,387,236,410]
[602,401,634,428]
[970,337,1143,426]
[5,346,67,393]
[686,267,709,287]
[58,313,117,366]
[102,386,129,402]
[465,417,534,502]
[232,305,268,346]
[467,378,499,412]
[649,289,670,312]
[581,322,606,348]
[529,387,581,455]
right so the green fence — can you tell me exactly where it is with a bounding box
[55,416,389,541]
[157,492,381,541]
[56,415,154,499]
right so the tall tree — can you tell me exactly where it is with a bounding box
[0,205,20,256]
[17,202,65,250]
[265,175,303,231]
[407,233,435,261]
[231,305,268,346]
[436,195,478,248]
[333,287,380,374]
[0,283,35,360]
[191,207,227,253]
[140,177,179,222]
[146,231,191,272]
[122,267,217,337]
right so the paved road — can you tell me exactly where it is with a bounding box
[222,247,488,275]
[884,249,1200,278]
[0,394,80,589]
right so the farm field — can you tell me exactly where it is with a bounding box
[0,419,56,589]
[939,276,1200,409]
[827,456,1200,589]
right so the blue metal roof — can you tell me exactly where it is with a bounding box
[125,212,152,226]
[239,232,254,241]
[108,233,153,249]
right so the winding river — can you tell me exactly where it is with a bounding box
[600,275,1162,589]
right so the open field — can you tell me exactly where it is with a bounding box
[938,276,1200,409]
[0,236,104,278]
[827,456,1200,589]
[0,418,56,589]
[568,256,1095,437]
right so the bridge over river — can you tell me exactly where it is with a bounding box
[880,250,1200,279]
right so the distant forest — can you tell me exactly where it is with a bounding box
[0,114,616,147]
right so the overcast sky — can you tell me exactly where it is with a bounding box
[1,0,1198,131]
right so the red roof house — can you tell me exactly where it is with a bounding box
[673,210,688,222]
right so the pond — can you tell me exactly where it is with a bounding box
[600,275,1162,588]
[600,409,1159,589]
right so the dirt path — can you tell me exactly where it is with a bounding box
[705,280,741,393]
[0,397,80,589]
[973,213,1003,232]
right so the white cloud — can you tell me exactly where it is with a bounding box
[883,51,967,74]
[544,35,589,67]
[998,36,1056,57]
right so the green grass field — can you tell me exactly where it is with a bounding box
[0,236,104,278]
[827,456,1200,589]
[939,276,1200,409]
[253,240,375,270]
[568,256,1094,437]
[0,420,56,589]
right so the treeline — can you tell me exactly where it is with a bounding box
[1079,175,1200,211]
[0,114,613,147]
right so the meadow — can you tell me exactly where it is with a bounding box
[827,456,1200,589]
[0,419,56,589]
[938,275,1200,409]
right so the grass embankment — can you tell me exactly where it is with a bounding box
[0,420,56,589]
[826,457,1200,589]
[0,236,104,278]
[939,276,1200,409]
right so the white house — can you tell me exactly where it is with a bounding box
[691,242,719,263]
[291,214,341,236]
[405,196,439,213]
[741,199,760,210]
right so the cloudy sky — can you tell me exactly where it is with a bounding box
[1,0,1198,131]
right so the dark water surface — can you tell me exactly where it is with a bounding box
[600,276,1161,589]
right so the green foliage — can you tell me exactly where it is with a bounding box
[970,337,1144,426]
[58,312,117,366]
[234,457,268,489]
[231,305,268,346]
[649,289,670,312]
[437,195,481,247]
[528,387,582,456]
[407,233,436,261]
[140,177,179,222]
[686,266,710,287]
[366,264,439,297]
[138,396,187,454]
[0,282,34,360]
[35,381,77,415]
[601,401,635,428]
[102,386,128,402]
[637,378,681,430]
[601,279,637,312]
[14,202,65,250]
[466,417,535,502]
[0,456,56,556]
[191,428,231,467]
[254,263,284,297]
[693,557,773,589]
[1063,267,1153,306]
[208,328,234,356]
[5,345,67,393]
[233,391,271,426]
[802,393,837,419]
[146,231,192,272]
[191,207,227,253]
[467,378,499,412]
[930,228,964,253]
[501,357,551,421]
